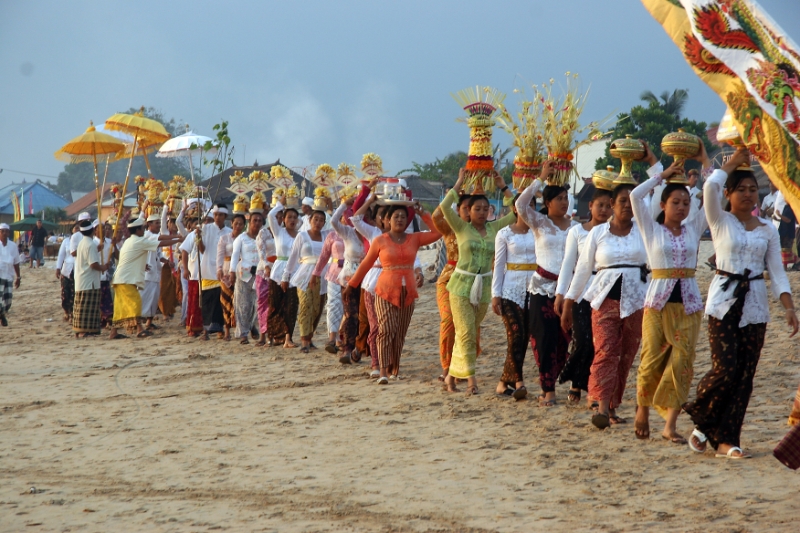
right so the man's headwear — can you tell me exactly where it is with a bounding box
[0,223,9,230]
[78,212,91,221]
[127,218,145,229]
[301,197,314,207]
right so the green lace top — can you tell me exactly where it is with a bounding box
[439,188,515,303]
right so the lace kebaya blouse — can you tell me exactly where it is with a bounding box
[491,225,537,308]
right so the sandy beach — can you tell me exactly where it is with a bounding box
[1,241,799,532]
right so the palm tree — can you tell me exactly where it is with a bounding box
[639,89,689,119]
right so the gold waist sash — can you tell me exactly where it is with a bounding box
[651,268,695,279]
[506,263,538,271]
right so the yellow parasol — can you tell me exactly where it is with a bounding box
[104,107,170,238]
[54,121,126,239]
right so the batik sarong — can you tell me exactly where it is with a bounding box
[256,276,270,335]
[559,299,595,392]
[61,272,74,316]
[683,296,766,450]
[159,265,178,318]
[529,293,570,393]
[297,284,326,340]
[99,280,113,327]
[589,298,643,410]
[499,296,530,386]
[326,282,343,335]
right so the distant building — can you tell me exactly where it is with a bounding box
[0,180,70,225]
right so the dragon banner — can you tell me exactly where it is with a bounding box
[642,0,800,215]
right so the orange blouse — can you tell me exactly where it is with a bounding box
[348,213,440,306]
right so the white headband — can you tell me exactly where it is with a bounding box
[0,223,9,230]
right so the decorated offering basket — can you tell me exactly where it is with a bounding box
[609,135,644,185]
[661,129,700,184]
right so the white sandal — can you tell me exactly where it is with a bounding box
[715,446,752,459]
[376,376,389,385]
[370,370,380,378]
[688,428,708,453]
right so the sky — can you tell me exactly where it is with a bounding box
[1,0,799,190]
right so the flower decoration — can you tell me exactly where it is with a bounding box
[497,88,546,191]
[270,164,292,182]
[360,153,383,177]
[451,85,506,194]
[336,163,358,186]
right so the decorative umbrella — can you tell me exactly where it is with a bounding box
[156,125,218,182]
[104,107,170,238]
[54,121,126,238]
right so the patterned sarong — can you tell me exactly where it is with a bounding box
[73,289,101,334]
[99,280,113,327]
[234,276,257,339]
[61,273,74,316]
[0,278,13,316]
[256,276,270,335]
[220,281,236,329]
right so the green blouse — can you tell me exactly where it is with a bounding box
[439,188,515,303]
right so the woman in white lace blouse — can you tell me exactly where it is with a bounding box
[492,192,537,400]
[554,186,613,408]
[630,143,710,444]
[282,207,329,354]
[267,200,300,348]
[561,182,648,429]
[683,148,798,459]
[515,161,577,406]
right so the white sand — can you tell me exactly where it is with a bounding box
[1,242,799,532]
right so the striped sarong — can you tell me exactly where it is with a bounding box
[374,289,415,374]
[256,276,269,335]
[220,280,236,329]
[73,289,101,334]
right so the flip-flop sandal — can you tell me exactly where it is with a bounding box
[538,395,555,407]
[688,428,708,453]
[148,324,160,330]
[715,446,751,459]
[465,386,479,396]
[512,386,528,401]
[339,354,352,365]
[634,421,650,440]
[325,343,338,354]
[567,389,581,403]
[300,346,310,354]
[496,386,515,398]
[609,415,627,424]
[592,413,611,430]
[255,340,266,347]
[351,349,362,363]
[590,401,599,411]
[240,338,250,345]
[136,331,152,338]
[110,334,129,340]
[662,435,688,445]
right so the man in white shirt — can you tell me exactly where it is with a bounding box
[772,189,786,230]
[687,169,702,213]
[0,223,21,327]
[194,204,231,337]
[56,224,79,322]
[73,219,108,337]
[761,182,778,219]
[109,217,181,339]
[70,212,92,257]
[299,197,315,231]
[94,221,116,328]
[140,213,167,331]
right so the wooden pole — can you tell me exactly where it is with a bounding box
[113,133,138,240]
[92,150,103,241]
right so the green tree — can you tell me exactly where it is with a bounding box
[399,145,514,186]
[53,107,192,196]
[639,89,690,119]
[595,99,714,178]
[35,207,67,223]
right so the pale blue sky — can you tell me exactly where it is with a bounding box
[1,0,798,189]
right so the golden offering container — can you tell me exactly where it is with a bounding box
[661,128,700,185]
[609,135,644,183]
[592,166,618,191]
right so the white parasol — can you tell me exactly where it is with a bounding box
[156,127,218,182]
